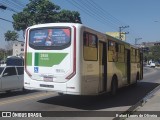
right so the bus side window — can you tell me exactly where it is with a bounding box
[108,40,117,62]
[115,43,119,52]
[83,32,89,46]
[136,49,140,62]
[83,32,98,61]
[117,45,125,62]
[89,34,97,48]
[108,40,115,51]
[131,48,136,63]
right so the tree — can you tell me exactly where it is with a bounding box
[0,49,6,60]
[4,30,19,41]
[58,10,81,23]
[143,46,160,62]
[4,30,19,56]
[12,0,82,31]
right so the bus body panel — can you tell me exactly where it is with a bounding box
[26,47,72,83]
[24,23,82,94]
[81,27,108,95]
[25,24,74,83]
[24,72,67,92]
[24,23,143,95]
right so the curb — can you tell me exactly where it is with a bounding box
[113,85,160,120]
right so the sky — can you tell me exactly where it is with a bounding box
[0,0,160,49]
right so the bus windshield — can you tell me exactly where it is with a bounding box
[29,28,71,50]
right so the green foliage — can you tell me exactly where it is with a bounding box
[58,10,81,23]
[12,0,82,31]
[143,46,160,62]
[4,30,19,41]
[0,49,5,60]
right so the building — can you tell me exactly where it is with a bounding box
[141,42,156,47]
[106,32,126,41]
[12,41,24,57]
[136,41,160,48]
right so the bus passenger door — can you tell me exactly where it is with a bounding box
[125,49,131,84]
[99,42,107,93]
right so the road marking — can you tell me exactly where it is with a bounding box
[0,92,54,106]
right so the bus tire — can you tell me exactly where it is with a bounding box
[111,77,117,96]
[134,73,139,86]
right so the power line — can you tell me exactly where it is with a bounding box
[71,0,129,29]
[0,0,22,13]
[86,0,142,41]
[78,0,120,28]
[12,0,26,8]
[0,3,18,13]
[68,0,118,31]
[69,0,143,44]
[85,0,126,26]
[0,17,13,23]
[67,1,107,24]
[0,0,141,44]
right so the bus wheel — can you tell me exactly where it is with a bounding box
[111,78,117,96]
[133,73,139,86]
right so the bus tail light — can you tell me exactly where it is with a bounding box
[66,71,76,80]
[24,28,32,77]
[66,26,76,80]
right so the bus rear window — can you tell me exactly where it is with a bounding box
[29,28,71,50]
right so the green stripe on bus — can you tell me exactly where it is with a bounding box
[34,53,68,67]
[27,52,32,66]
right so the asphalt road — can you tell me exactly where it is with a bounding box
[0,67,159,120]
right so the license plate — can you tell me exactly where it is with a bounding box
[43,77,53,82]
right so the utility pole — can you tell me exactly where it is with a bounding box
[119,26,129,40]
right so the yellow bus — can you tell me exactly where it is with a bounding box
[24,23,143,95]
